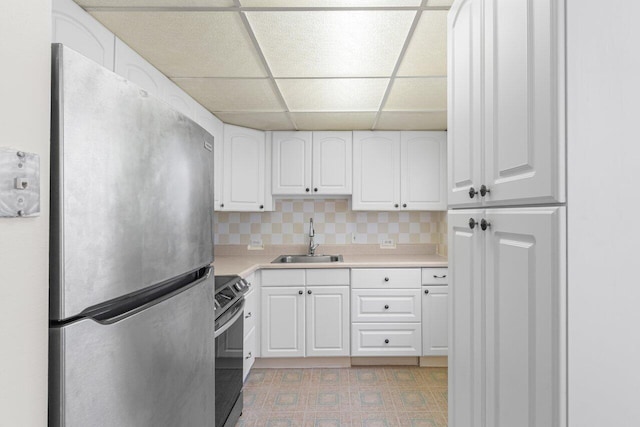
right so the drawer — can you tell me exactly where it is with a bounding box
[243,327,256,382]
[306,268,350,286]
[351,268,421,289]
[261,269,305,286]
[421,268,448,285]
[351,323,421,356]
[243,289,257,336]
[352,289,421,322]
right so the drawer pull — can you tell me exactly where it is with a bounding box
[245,352,252,360]
[245,312,252,318]
[384,304,389,309]
[384,339,390,344]
[298,290,303,295]
[433,275,447,279]
[384,277,390,282]
[424,289,429,294]
[308,290,312,294]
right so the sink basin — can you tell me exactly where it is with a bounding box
[272,254,344,264]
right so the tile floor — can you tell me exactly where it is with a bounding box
[238,366,448,427]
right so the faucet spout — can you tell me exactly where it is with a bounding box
[308,218,319,255]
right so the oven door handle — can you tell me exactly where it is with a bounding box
[214,299,245,338]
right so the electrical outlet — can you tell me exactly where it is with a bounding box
[380,239,396,249]
[248,239,264,250]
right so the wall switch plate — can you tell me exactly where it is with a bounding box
[0,148,40,218]
[380,239,396,249]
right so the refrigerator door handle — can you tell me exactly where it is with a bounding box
[214,299,245,339]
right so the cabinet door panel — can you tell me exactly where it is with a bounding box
[401,131,447,210]
[353,131,400,211]
[448,0,483,207]
[52,0,115,70]
[261,287,305,358]
[484,207,566,427]
[313,131,353,195]
[448,209,484,427]
[483,0,565,205]
[272,131,312,195]
[352,289,421,323]
[306,286,350,357]
[422,285,449,356]
[114,38,165,98]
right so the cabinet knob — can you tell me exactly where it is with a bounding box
[384,277,390,282]
[259,205,264,209]
[245,352,252,360]
[220,203,225,208]
[469,187,478,198]
[480,218,491,231]
[402,203,407,208]
[314,188,318,192]
[307,290,312,294]
[298,290,303,295]
[245,312,252,318]
[305,188,310,192]
[384,304,389,309]
[384,339,390,344]
[480,184,491,197]
[424,289,430,294]
[469,218,477,229]
[394,204,399,208]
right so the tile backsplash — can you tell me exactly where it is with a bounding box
[214,199,448,254]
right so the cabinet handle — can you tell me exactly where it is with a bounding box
[314,188,318,192]
[384,277,390,282]
[469,218,477,229]
[384,304,389,309]
[245,312,252,318]
[480,184,491,197]
[307,290,312,294]
[245,352,252,360]
[298,290,303,295]
[220,203,224,208]
[433,275,447,279]
[384,339,390,344]
[480,218,491,231]
[469,187,478,198]
[402,203,407,208]
[259,205,264,209]
[305,188,310,192]
[424,289,430,294]
[394,204,399,208]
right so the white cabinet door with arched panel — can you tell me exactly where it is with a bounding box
[114,38,166,99]
[401,131,447,211]
[272,131,312,195]
[353,131,400,211]
[312,131,352,195]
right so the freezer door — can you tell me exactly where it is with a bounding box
[49,273,215,427]
[50,45,214,319]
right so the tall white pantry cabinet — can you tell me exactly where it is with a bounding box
[449,1,640,426]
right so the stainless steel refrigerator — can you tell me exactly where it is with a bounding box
[49,44,215,427]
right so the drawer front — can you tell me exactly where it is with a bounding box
[243,327,256,382]
[306,268,350,286]
[244,289,257,336]
[351,323,421,356]
[352,289,421,322]
[261,269,305,286]
[421,268,449,285]
[351,268,421,289]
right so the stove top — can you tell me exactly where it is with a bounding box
[213,275,251,319]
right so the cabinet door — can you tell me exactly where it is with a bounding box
[448,209,485,427]
[193,105,224,211]
[52,0,115,70]
[162,81,197,119]
[261,287,305,358]
[448,0,483,207]
[422,285,449,356]
[222,125,266,211]
[313,131,353,195]
[484,207,566,427]
[114,38,166,98]
[401,131,447,210]
[306,286,350,357]
[483,0,565,206]
[243,328,256,382]
[352,131,400,211]
[272,131,312,195]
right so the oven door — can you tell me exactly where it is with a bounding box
[214,298,244,427]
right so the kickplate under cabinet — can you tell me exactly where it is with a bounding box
[0,147,40,218]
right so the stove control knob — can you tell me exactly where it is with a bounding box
[234,283,242,291]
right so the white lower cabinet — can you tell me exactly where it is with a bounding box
[421,285,448,356]
[242,273,259,381]
[243,328,256,382]
[351,323,421,356]
[261,269,350,358]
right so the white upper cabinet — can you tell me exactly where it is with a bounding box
[448,0,566,208]
[272,131,352,196]
[221,125,268,212]
[162,81,197,120]
[52,0,115,70]
[113,38,166,98]
[354,131,446,211]
[193,104,224,211]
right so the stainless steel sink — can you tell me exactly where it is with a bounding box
[272,254,344,264]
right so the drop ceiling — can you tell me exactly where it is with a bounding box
[77,0,452,131]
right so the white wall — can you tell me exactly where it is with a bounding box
[567,1,640,426]
[0,1,51,425]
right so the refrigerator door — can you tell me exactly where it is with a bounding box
[49,271,215,427]
[50,45,214,320]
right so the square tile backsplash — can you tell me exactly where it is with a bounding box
[214,199,448,254]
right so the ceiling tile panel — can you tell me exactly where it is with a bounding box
[277,78,389,112]
[375,111,447,130]
[172,78,285,112]
[214,112,295,130]
[291,112,377,130]
[89,11,267,77]
[78,0,236,7]
[397,10,447,77]
[239,0,421,7]
[246,10,416,77]
[384,77,447,111]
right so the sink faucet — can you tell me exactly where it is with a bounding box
[308,218,319,256]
